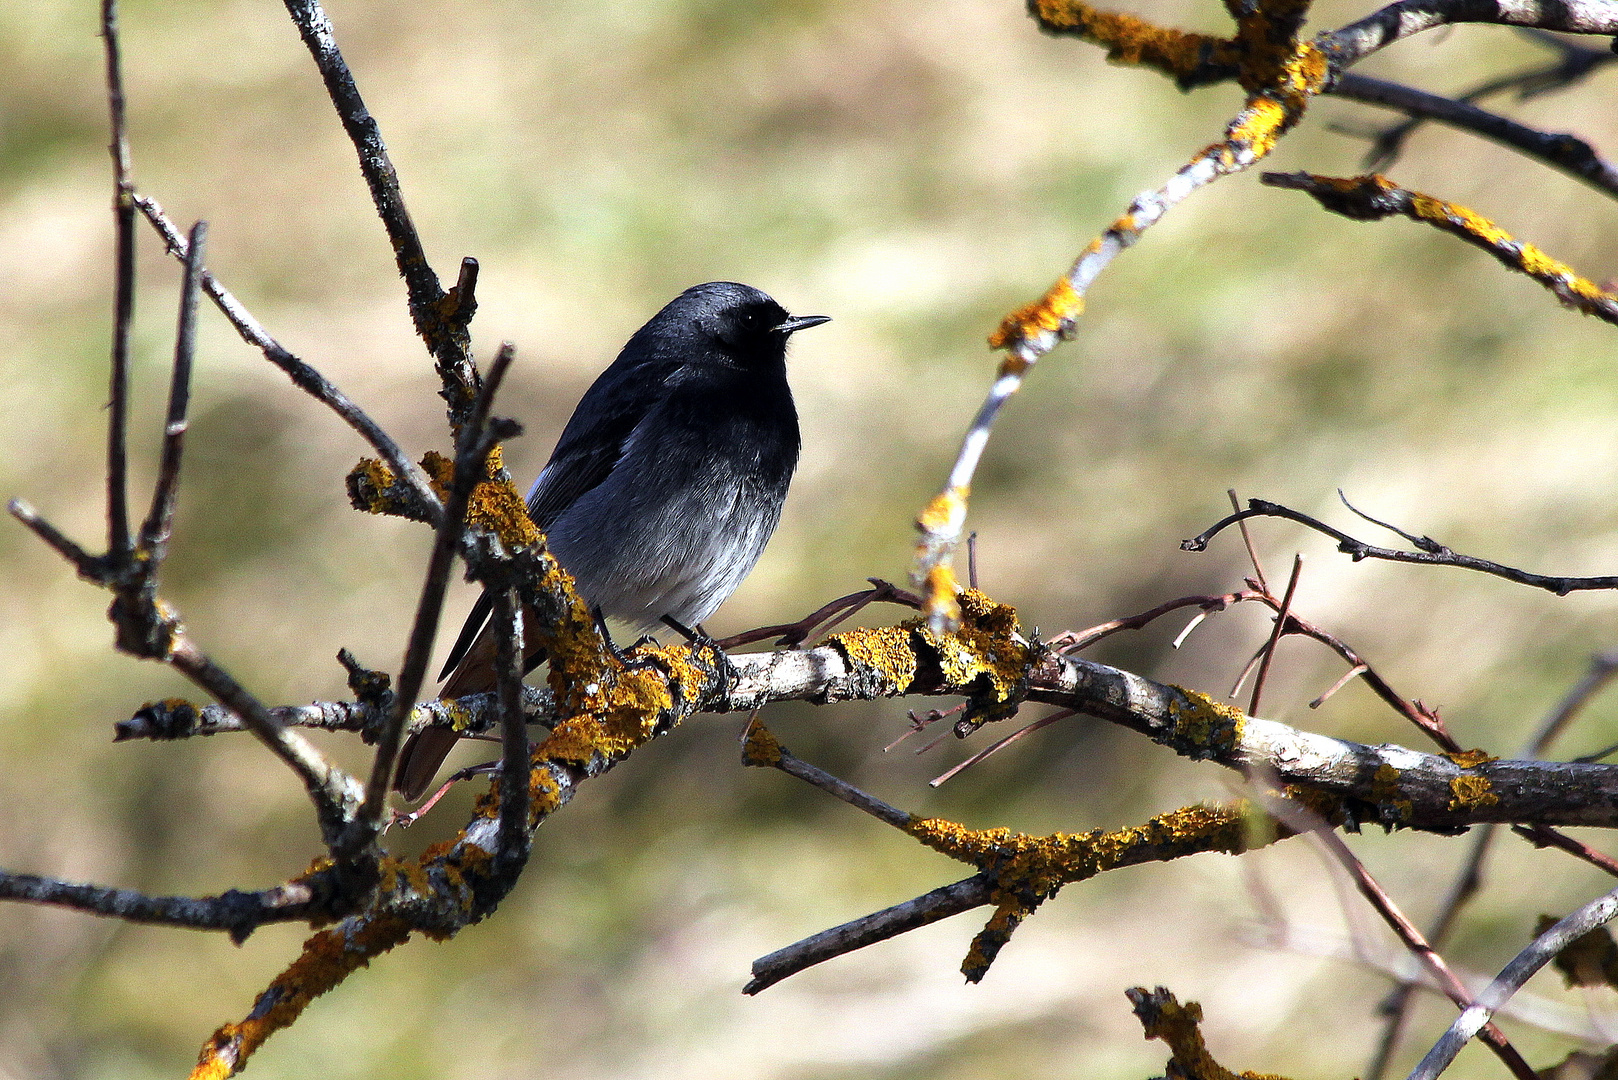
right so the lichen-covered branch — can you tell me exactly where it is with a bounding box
[1263,172,1618,323]
[912,16,1328,630]
[1127,986,1294,1080]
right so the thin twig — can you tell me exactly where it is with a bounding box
[929,709,1077,787]
[362,343,515,829]
[1407,885,1618,1080]
[1311,663,1368,708]
[1249,554,1303,717]
[101,0,134,557]
[168,637,363,846]
[770,745,912,829]
[139,220,205,557]
[1331,72,1618,199]
[715,580,920,650]
[0,867,337,942]
[491,586,531,870]
[1229,488,1269,590]
[1513,825,1618,878]
[131,194,443,526]
[1187,497,1618,595]
[1259,785,1539,1080]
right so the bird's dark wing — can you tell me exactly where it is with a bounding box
[437,358,675,680]
[524,361,674,529]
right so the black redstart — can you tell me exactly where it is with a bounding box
[394,281,828,799]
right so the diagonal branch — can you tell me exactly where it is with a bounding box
[1407,885,1618,1080]
[132,194,443,526]
[1330,72,1618,198]
[278,0,478,402]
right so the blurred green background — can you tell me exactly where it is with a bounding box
[4,0,1618,1076]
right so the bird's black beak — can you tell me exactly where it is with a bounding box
[774,314,831,335]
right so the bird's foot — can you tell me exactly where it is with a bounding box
[595,606,670,672]
[660,616,739,684]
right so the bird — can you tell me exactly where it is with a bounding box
[393,281,829,800]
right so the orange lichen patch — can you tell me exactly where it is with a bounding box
[906,803,1253,890]
[1445,749,1498,768]
[936,589,1027,706]
[465,476,541,548]
[190,915,413,1080]
[827,589,1027,712]
[741,716,784,767]
[909,804,1261,980]
[1277,174,1618,321]
[916,486,968,537]
[835,623,922,688]
[1028,0,1237,80]
[1229,4,1317,90]
[418,449,455,499]
[1131,987,1294,1080]
[346,457,420,518]
[989,274,1083,350]
[1367,763,1414,821]
[1224,96,1289,159]
[923,564,964,633]
[1167,688,1244,757]
[1448,774,1499,812]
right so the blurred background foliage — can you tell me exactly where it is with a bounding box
[2,0,1618,1076]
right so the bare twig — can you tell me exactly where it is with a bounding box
[715,580,921,650]
[1332,72,1618,198]
[361,343,516,829]
[1318,0,1618,71]
[491,586,531,871]
[1260,785,1538,1080]
[1187,497,1618,595]
[929,708,1077,787]
[132,194,444,525]
[0,867,338,943]
[139,220,205,558]
[1230,488,1269,590]
[1249,554,1303,717]
[1052,590,1256,654]
[1407,885,1618,1080]
[100,0,134,556]
[745,873,994,994]
[279,0,478,399]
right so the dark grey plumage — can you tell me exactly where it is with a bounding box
[394,281,827,799]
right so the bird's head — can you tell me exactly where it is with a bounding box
[652,281,830,366]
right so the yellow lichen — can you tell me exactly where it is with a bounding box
[906,802,1254,897]
[190,915,412,1080]
[1167,688,1244,756]
[1448,774,1499,811]
[1133,988,1294,1080]
[826,590,1028,714]
[989,275,1083,350]
[916,486,968,536]
[741,717,784,767]
[1028,0,1238,81]
[1444,749,1498,768]
[922,564,963,631]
